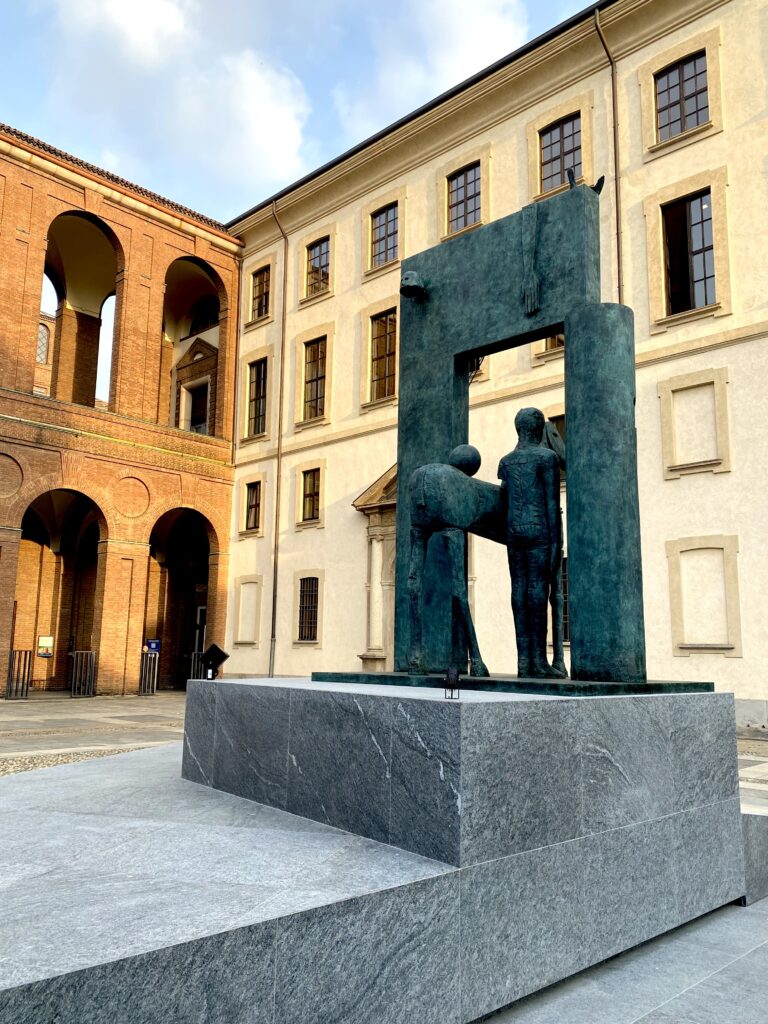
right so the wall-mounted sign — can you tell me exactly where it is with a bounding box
[37,636,54,658]
[144,639,161,653]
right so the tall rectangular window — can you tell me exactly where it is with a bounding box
[298,576,319,641]
[303,337,326,420]
[663,189,716,315]
[371,203,398,267]
[540,114,581,192]
[189,382,209,434]
[544,333,565,352]
[251,266,270,321]
[245,481,261,532]
[306,236,330,296]
[36,323,50,364]
[247,357,268,436]
[447,163,481,234]
[370,309,397,401]
[655,52,708,142]
[301,468,320,522]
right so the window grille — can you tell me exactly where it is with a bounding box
[298,576,319,641]
[36,323,49,364]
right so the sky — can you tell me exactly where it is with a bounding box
[4,0,590,226]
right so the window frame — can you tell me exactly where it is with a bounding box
[539,113,582,195]
[525,93,594,201]
[293,569,325,647]
[657,367,731,479]
[654,50,709,144]
[250,265,271,323]
[233,574,263,646]
[369,307,397,403]
[246,356,268,437]
[239,472,267,538]
[446,162,482,236]
[662,189,716,316]
[302,336,327,422]
[294,458,326,529]
[294,323,334,430]
[245,480,262,532]
[301,467,321,524]
[637,28,723,160]
[361,188,406,280]
[666,535,742,658]
[643,166,731,331]
[305,236,330,299]
[36,322,50,364]
[436,146,491,241]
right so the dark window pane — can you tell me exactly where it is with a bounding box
[370,308,397,400]
[303,337,326,420]
[662,188,715,315]
[306,236,330,296]
[245,481,261,531]
[189,383,208,434]
[247,357,268,436]
[655,51,708,141]
[371,203,398,267]
[447,162,481,234]
[298,576,319,641]
[539,113,581,192]
[251,266,270,320]
[302,468,320,522]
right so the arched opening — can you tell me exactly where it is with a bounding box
[161,257,224,436]
[10,489,107,692]
[145,508,212,689]
[43,211,122,409]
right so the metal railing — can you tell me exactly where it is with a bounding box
[139,651,159,695]
[69,650,95,697]
[5,650,32,700]
[189,651,205,680]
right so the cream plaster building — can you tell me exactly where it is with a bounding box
[224,0,768,720]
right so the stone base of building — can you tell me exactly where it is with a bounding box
[179,677,747,1021]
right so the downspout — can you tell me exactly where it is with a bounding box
[268,200,289,677]
[594,9,624,304]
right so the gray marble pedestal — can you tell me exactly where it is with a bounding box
[183,677,746,1021]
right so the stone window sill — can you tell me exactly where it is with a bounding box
[294,416,328,433]
[361,395,397,413]
[440,220,484,244]
[243,314,272,332]
[533,176,584,203]
[654,303,722,331]
[646,121,717,160]
[295,519,323,531]
[299,289,333,309]
[677,643,735,651]
[533,347,565,363]
[233,641,259,647]
[667,458,723,474]
[239,432,268,448]
[363,259,400,281]
[238,529,262,539]
[293,640,320,648]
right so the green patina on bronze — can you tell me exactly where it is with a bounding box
[394,184,647,683]
[311,672,712,696]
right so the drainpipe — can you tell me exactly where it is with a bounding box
[268,200,289,678]
[594,9,624,305]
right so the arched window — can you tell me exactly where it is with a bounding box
[36,323,50,364]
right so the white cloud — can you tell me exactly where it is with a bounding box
[333,0,529,146]
[172,50,310,188]
[58,0,195,66]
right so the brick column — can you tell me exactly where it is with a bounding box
[50,307,101,406]
[205,549,229,652]
[91,540,150,695]
[0,527,22,687]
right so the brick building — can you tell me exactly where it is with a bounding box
[0,124,241,694]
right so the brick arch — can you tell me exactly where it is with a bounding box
[6,473,114,538]
[161,254,231,316]
[44,208,127,276]
[143,501,223,555]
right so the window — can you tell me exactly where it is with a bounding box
[303,337,326,420]
[468,354,485,383]
[251,266,270,321]
[188,382,209,434]
[544,334,565,352]
[245,481,261,532]
[306,237,330,297]
[36,323,49,364]
[302,468,320,523]
[370,309,397,401]
[247,358,268,436]
[297,576,319,642]
[189,295,219,335]
[371,203,398,267]
[447,163,481,234]
[540,114,581,193]
[655,52,708,142]
[662,189,715,315]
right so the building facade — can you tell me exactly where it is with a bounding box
[0,126,241,693]
[225,0,768,712]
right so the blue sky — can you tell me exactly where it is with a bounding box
[4,0,588,224]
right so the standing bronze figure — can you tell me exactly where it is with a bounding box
[498,408,566,679]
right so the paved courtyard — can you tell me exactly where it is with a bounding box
[0,691,186,775]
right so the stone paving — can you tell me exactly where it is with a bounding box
[0,691,185,774]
